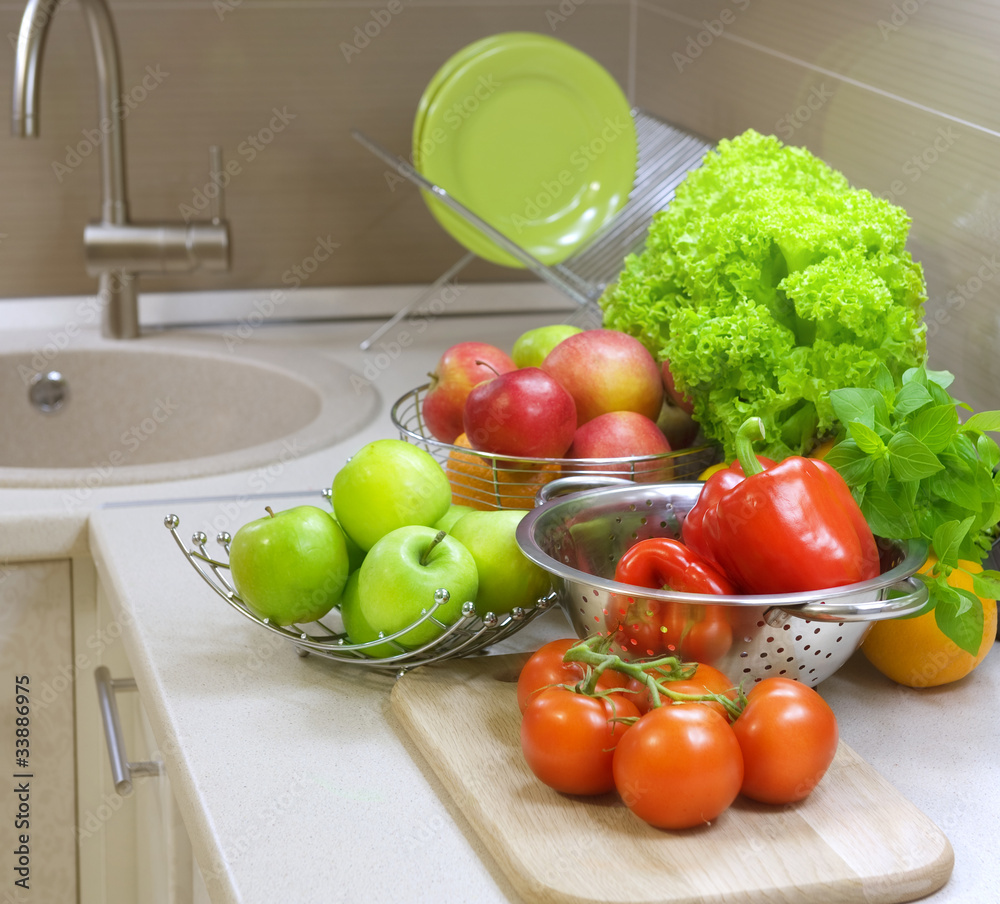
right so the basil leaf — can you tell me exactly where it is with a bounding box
[962,410,1000,434]
[972,569,1000,599]
[977,434,1000,470]
[873,454,891,489]
[861,484,918,538]
[925,368,956,390]
[934,585,984,657]
[849,421,886,455]
[902,366,927,387]
[907,404,958,453]
[823,440,876,486]
[928,466,983,512]
[887,432,943,481]
[830,388,882,431]
[893,380,934,418]
[875,364,895,402]
[931,518,973,567]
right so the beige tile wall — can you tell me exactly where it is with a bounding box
[0,0,630,299]
[0,0,997,410]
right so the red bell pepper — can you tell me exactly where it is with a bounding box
[615,537,737,595]
[699,418,881,594]
[682,455,776,570]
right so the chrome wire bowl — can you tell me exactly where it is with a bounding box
[391,384,720,511]
[516,479,930,687]
[164,512,556,675]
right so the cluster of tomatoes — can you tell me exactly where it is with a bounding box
[517,637,839,830]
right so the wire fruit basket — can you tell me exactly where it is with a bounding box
[164,506,556,676]
[391,384,720,511]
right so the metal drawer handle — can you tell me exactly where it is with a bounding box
[94,666,161,796]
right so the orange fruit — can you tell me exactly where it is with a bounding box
[445,433,559,511]
[861,556,997,687]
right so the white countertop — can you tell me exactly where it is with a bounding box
[4,290,998,904]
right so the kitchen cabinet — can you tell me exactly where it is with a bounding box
[0,559,77,903]
[74,557,205,904]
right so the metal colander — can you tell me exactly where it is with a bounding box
[515,478,928,686]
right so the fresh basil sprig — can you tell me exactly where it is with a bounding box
[825,365,1000,655]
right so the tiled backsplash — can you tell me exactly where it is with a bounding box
[1,0,998,408]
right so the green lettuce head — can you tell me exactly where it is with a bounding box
[600,129,927,461]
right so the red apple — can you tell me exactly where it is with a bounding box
[567,411,673,482]
[421,342,516,443]
[463,367,577,459]
[661,358,694,416]
[541,329,663,425]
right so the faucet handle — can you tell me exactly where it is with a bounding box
[208,145,225,224]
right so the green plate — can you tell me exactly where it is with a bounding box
[412,34,510,170]
[416,33,637,268]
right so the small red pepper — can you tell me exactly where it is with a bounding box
[614,537,737,595]
[699,418,881,594]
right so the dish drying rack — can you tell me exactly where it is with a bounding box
[352,110,713,349]
[164,504,557,677]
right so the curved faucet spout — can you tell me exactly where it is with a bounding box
[12,0,128,225]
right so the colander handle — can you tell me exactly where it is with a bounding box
[535,475,635,506]
[771,575,929,623]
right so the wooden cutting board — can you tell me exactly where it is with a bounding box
[390,654,954,904]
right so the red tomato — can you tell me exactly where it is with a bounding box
[517,639,628,714]
[731,677,839,804]
[521,687,640,796]
[613,705,744,829]
[678,606,734,664]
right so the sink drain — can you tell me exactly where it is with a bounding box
[28,371,68,413]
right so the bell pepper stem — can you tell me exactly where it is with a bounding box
[735,417,767,477]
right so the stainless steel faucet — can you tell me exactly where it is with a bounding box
[11,0,230,339]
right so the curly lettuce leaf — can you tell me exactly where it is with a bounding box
[600,130,927,460]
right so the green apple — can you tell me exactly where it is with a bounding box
[332,439,452,551]
[229,505,349,626]
[339,571,398,659]
[511,324,583,369]
[359,526,478,649]
[434,503,475,533]
[449,510,552,616]
[332,516,366,572]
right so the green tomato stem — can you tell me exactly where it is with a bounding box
[562,635,745,719]
[734,417,767,477]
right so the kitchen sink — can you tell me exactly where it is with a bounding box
[0,337,379,487]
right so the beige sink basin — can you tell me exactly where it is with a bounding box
[0,337,379,488]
